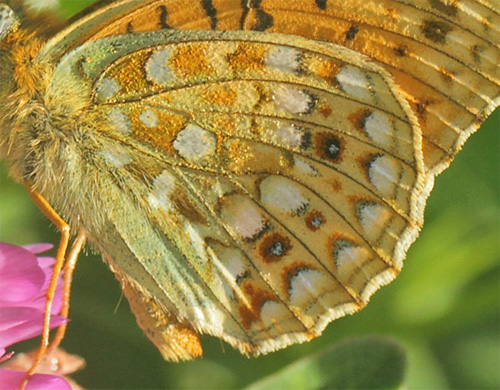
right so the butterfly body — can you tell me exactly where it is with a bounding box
[0,0,498,361]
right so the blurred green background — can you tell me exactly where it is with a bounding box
[0,1,498,388]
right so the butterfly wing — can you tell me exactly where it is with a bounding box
[43,0,500,176]
[43,29,425,359]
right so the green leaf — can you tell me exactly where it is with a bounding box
[245,336,407,390]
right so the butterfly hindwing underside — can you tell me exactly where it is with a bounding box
[39,29,425,359]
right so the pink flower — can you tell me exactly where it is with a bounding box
[0,243,71,390]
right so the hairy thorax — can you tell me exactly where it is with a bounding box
[0,30,53,181]
[0,27,100,233]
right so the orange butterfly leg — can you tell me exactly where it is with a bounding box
[20,189,71,388]
[47,229,87,354]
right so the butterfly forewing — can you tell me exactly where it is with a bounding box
[44,29,425,358]
[43,0,500,176]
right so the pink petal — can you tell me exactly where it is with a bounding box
[0,294,63,314]
[0,369,71,390]
[22,243,54,255]
[36,257,57,268]
[0,280,64,315]
[36,256,58,271]
[0,307,67,348]
[0,244,45,303]
[0,243,64,313]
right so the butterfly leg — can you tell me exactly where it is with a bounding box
[47,228,87,354]
[20,189,71,388]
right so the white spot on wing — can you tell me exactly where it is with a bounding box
[368,155,400,197]
[148,170,177,211]
[221,250,246,280]
[260,176,309,214]
[273,87,312,114]
[108,108,131,135]
[100,145,131,167]
[265,46,300,74]
[146,48,176,85]
[358,202,391,240]
[260,301,289,328]
[140,109,159,128]
[288,269,328,306]
[274,124,303,147]
[0,5,16,41]
[96,77,120,101]
[336,244,371,279]
[173,123,216,164]
[336,65,373,102]
[293,156,318,176]
[214,248,248,300]
[220,195,266,240]
[335,242,376,283]
[364,111,394,148]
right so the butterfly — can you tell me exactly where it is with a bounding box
[0,0,498,366]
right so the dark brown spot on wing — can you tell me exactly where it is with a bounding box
[319,103,332,118]
[238,281,277,329]
[259,233,292,262]
[315,0,328,10]
[393,45,407,57]
[428,0,458,17]
[345,24,359,41]
[201,0,217,29]
[300,130,313,150]
[415,99,430,122]
[470,44,485,64]
[348,108,372,133]
[314,132,343,162]
[171,192,208,225]
[158,5,171,29]
[305,210,326,231]
[331,179,342,192]
[242,0,274,31]
[357,153,383,183]
[421,19,453,44]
